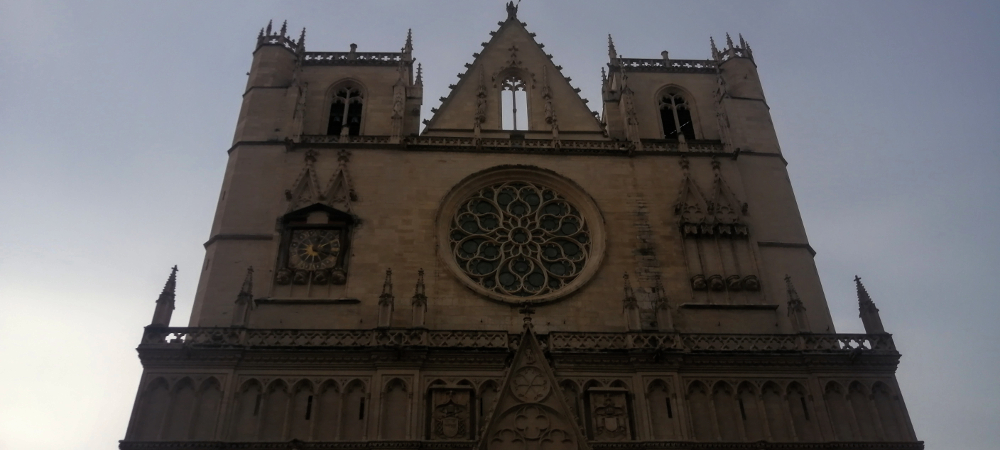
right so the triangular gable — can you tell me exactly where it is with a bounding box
[674,157,711,232]
[424,6,602,135]
[285,150,322,212]
[478,323,589,450]
[323,150,357,212]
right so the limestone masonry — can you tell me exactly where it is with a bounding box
[122,4,922,449]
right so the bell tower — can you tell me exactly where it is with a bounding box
[121,5,921,449]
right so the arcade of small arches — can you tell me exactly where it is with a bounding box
[129,375,912,443]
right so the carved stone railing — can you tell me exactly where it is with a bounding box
[300,135,393,145]
[120,440,923,450]
[616,58,718,73]
[298,135,727,155]
[141,327,895,354]
[303,52,405,66]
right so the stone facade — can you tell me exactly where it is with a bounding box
[121,4,921,449]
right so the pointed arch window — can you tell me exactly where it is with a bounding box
[501,76,528,130]
[328,85,364,136]
[659,91,695,141]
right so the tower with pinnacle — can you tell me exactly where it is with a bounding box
[121,4,920,449]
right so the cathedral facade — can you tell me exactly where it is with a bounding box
[122,4,922,449]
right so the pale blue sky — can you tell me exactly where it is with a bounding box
[1,1,997,448]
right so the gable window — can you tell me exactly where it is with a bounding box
[500,76,528,130]
[327,85,363,136]
[659,91,695,141]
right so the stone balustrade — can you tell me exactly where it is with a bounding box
[140,327,895,354]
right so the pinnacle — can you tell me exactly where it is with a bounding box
[855,275,874,306]
[240,266,254,296]
[161,265,178,296]
[381,268,393,296]
[784,274,801,302]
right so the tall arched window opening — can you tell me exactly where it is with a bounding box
[327,86,364,136]
[501,76,527,130]
[659,91,696,141]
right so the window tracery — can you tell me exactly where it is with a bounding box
[450,181,590,300]
[501,76,528,130]
[659,90,696,141]
[327,84,364,136]
[438,167,606,305]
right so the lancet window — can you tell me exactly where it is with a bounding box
[500,76,528,130]
[659,90,696,140]
[327,85,364,136]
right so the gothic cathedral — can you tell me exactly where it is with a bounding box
[122,4,922,449]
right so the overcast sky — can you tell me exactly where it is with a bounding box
[1,1,997,449]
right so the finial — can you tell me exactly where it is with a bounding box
[414,268,426,296]
[784,274,800,302]
[785,274,810,333]
[518,304,535,328]
[404,28,413,54]
[279,20,287,36]
[415,63,423,86]
[414,269,425,295]
[239,266,254,298]
[298,27,306,46]
[855,275,875,307]
[266,20,273,36]
[607,34,618,63]
[726,32,734,49]
[381,268,393,296]
[854,275,885,333]
[151,265,178,326]
[710,36,719,59]
[739,33,746,48]
[653,274,668,308]
[601,67,607,84]
[506,1,519,20]
[258,28,264,39]
[161,265,178,298]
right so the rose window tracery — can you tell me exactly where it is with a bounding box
[449,181,591,299]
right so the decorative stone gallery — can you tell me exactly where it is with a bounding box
[120,3,922,449]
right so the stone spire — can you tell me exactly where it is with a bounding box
[784,275,811,333]
[411,268,427,328]
[623,273,641,331]
[232,266,254,327]
[403,28,413,59]
[607,34,618,63]
[378,268,394,328]
[415,63,423,86]
[150,266,177,327]
[856,275,886,334]
[710,36,719,60]
[279,20,287,37]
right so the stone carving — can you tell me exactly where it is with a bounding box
[512,367,550,403]
[429,388,473,440]
[588,391,630,441]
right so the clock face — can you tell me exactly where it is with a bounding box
[288,229,341,271]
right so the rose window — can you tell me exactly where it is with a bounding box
[449,181,591,299]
